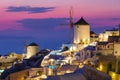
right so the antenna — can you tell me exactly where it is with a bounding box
[69,7,74,43]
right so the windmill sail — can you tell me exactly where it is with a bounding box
[69,7,74,43]
[70,7,74,28]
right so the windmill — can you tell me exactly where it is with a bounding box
[60,7,74,44]
[69,7,74,44]
[23,40,28,59]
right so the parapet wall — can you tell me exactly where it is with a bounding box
[83,65,111,80]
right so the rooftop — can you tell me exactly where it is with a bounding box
[28,42,39,46]
[75,17,89,25]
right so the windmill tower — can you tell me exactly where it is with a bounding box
[26,43,39,59]
[74,17,90,47]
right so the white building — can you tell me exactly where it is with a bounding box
[114,43,120,56]
[74,17,90,44]
[73,17,90,51]
[26,43,39,59]
[76,45,97,65]
[99,28,120,42]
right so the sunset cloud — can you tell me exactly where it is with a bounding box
[6,6,56,13]
[111,18,120,21]
[17,18,69,30]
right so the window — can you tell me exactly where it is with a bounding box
[107,45,109,49]
[115,51,117,54]
[77,26,79,28]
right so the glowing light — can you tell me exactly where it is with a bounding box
[83,61,86,64]
[49,59,54,62]
[112,73,116,78]
[40,74,47,79]
[79,63,84,68]
[0,70,4,73]
[66,70,73,73]
[83,38,85,42]
[104,34,108,39]
[99,65,103,70]
[70,46,76,52]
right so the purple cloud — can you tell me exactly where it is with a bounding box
[16,18,70,45]
[17,18,69,31]
[111,18,120,21]
[6,6,55,13]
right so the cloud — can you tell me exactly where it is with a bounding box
[0,18,70,40]
[6,6,55,13]
[111,18,120,21]
[17,18,70,40]
[17,18,69,30]
[17,18,70,47]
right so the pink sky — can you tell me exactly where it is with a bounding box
[0,0,120,54]
[1,0,120,18]
[0,0,120,34]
